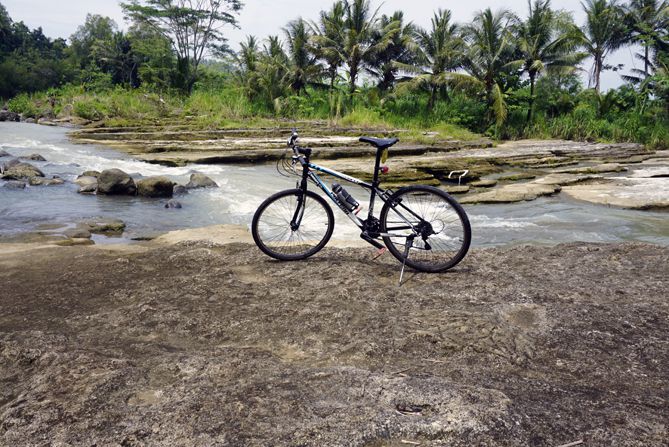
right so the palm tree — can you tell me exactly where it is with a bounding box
[313,0,397,97]
[366,11,415,92]
[623,0,669,81]
[459,8,519,128]
[576,0,627,94]
[397,9,463,110]
[235,36,262,100]
[310,2,346,90]
[283,18,323,95]
[515,0,585,123]
[258,35,289,103]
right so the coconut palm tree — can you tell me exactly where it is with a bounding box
[312,0,397,97]
[623,0,669,82]
[459,8,519,128]
[283,18,323,95]
[366,11,415,92]
[575,0,627,94]
[515,0,586,123]
[310,1,346,90]
[235,35,262,100]
[395,9,463,110]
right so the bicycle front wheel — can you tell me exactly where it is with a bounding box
[252,189,334,261]
[380,185,471,272]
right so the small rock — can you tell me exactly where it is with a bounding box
[470,179,498,188]
[173,185,188,195]
[186,173,218,189]
[37,118,57,126]
[24,118,36,124]
[54,238,95,247]
[4,180,27,189]
[137,176,175,198]
[97,169,136,195]
[79,218,126,235]
[165,199,182,209]
[64,227,92,239]
[20,153,47,162]
[80,170,101,178]
[442,185,470,194]
[29,177,65,186]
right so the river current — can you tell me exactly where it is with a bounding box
[1,122,668,247]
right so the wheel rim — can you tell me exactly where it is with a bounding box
[256,193,331,258]
[383,190,468,269]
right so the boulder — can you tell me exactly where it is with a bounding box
[0,109,20,122]
[20,153,47,162]
[185,173,218,189]
[165,199,182,209]
[3,180,27,189]
[74,175,98,192]
[136,176,174,198]
[97,169,136,195]
[173,184,188,195]
[1,161,45,180]
[80,170,101,178]
[29,177,65,186]
[24,118,36,124]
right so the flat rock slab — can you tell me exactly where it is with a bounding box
[562,178,669,210]
[470,179,497,187]
[533,173,603,186]
[0,242,667,445]
[460,182,560,204]
[556,163,628,174]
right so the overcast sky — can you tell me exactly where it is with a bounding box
[3,0,640,90]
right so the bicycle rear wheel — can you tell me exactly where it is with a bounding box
[380,185,471,272]
[252,189,334,261]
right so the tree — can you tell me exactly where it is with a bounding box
[515,0,585,123]
[0,3,12,56]
[576,0,627,94]
[310,1,346,89]
[92,31,141,87]
[128,22,177,90]
[367,11,415,92]
[459,8,519,129]
[69,14,118,69]
[121,0,243,92]
[283,18,323,95]
[398,9,462,110]
[312,0,397,97]
[623,0,669,81]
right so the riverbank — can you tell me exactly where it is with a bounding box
[1,236,667,446]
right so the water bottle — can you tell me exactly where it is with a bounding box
[332,183,360,213]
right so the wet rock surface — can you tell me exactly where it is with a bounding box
[0,242,666,446]
[137,176,175,198]
[185,173,218,189]
[97,168,137,195]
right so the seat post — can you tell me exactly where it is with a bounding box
[372,147,384,186]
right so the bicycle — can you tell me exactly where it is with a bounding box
[251,130,471,280]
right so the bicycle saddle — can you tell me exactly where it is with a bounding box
[359,137,399,149]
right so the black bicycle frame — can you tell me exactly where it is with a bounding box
[291,148,422,240]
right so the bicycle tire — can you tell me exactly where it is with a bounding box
[380,185,471,272]
[252,188,335,261]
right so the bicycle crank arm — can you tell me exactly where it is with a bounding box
[360,233,384,249]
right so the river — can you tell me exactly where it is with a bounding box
[1,122,668,247]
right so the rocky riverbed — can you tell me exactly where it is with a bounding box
[0,233,667,446]
[68,124,669,211]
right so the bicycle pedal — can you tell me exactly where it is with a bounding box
[372,248,387,260]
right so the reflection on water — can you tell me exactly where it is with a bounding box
[1,122,668,247]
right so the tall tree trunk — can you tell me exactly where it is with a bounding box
[428,84,437,111]
[526,73,536,125]
[349,64,357,97]
[594,55,602,95]
[644,45,649,78]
